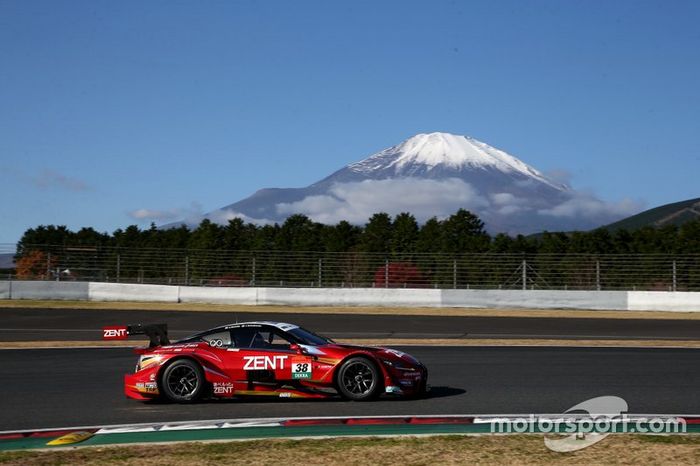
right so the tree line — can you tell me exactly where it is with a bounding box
[16,208,700,256]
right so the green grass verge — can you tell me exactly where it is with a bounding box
[1,435,700,465]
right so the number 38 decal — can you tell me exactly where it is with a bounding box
[291,359,312,379]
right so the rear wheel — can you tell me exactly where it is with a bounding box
[336,357,381,401]
[160,359,204,403]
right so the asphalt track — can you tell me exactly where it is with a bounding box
[1,346,699,431]
[3,308,700,341]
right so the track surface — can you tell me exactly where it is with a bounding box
[3,308,700,341]
[2,346,699,431]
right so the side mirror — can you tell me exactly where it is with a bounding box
[289,343,305,355]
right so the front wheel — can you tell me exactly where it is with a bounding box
[336,357,382,401]
[160,359,204,403]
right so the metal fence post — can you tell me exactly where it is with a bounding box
[116,254,121,283]
[453,259,457,289]
[185,256,189,286]
[384,259,389,288]
[673,260,677,292]
[522,259,527,291]
[46,252,51,280]
[596,260,601,291]
[251,257,256,286]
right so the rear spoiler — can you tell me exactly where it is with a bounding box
[102,324,170,348]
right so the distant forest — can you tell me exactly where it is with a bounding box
[15,209,700,256]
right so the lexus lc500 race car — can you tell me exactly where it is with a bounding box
[103,321,429,402]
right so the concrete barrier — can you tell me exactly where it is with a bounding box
[8,281,89,300]
[258,287,443,307]
[628,291,700,312]
[179,286,259,305]
[0,281,10,299]
[3,280,700,312]
[441,289,629,310]
[88,282,179,302]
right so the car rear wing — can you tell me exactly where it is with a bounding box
[102,324,170,348]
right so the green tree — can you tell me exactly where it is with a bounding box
[223,218,255,251]
[361,213,393,254]
[391,212,419,254]
[440,209,489,253]
[188,219,224,250]
[276,214,322,251]
[415,217,442,253]
[323,220,361,252]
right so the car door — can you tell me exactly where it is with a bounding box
[223,325,297,392]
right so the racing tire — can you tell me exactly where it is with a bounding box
[160,359,205,403]
[336,357,382,401]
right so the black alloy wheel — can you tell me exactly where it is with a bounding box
[160,359,204,402]
[336,357,381,401]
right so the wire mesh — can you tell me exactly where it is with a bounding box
[5,244,700,291]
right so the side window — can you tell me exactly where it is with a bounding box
[230,327,258,348]
[228,327,294,350]
[202,331,232,348]
[250,329,293,350]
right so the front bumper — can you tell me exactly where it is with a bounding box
[385,364,429,397]
[125,373,160,400]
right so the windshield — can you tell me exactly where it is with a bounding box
[287,327,334,346]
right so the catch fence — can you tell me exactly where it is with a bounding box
[4,244,700,291]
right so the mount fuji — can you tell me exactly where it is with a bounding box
[170,132,639,234]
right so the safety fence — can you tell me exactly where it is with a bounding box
[4,244,700,291]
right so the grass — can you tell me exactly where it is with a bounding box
[1,435,700,465]
[1,299,699,320]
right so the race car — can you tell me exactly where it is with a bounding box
[104,321,429,402]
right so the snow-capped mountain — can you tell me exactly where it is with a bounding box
[312,132,568,197]
[167,132,638,234]
[344,132,563,190]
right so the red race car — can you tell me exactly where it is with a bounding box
[105,321,429,402]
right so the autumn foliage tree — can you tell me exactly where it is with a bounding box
[373,262,429,288]
[15,250,57,280]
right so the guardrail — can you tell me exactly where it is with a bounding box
[5,244,700,291]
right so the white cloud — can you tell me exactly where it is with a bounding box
[276,178,488,224]
[128,202,203,224]
[544,169,573,187]
[32,170,91,192]
[208,209,276,226]
[272,178,643,231]
[537,194,643,220]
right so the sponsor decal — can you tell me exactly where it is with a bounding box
[243,355,287,370]
[208,339,224,348]
[213,382,234,395]
[135,382,158,393]
[102,326,128,340]
[275,323,299,331]
[291,357,312,379]
[279,392,292,398]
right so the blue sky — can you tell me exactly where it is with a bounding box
[1,0,699,244]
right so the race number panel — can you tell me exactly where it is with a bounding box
[291,357,312,379]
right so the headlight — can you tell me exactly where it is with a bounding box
[379,358,416,371]
[136,355,163,372]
